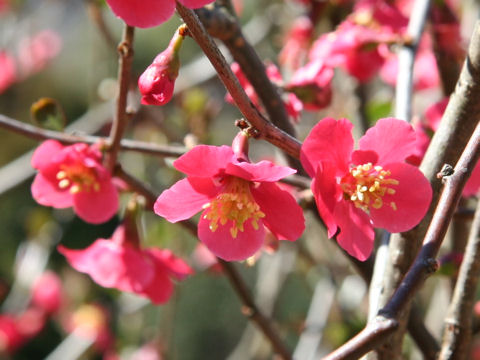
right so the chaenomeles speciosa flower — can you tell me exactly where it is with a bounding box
[31,140,119,224]
[301,117,432,261]
[154,132,305,261]
[58,225,193,305]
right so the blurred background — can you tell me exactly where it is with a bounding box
[0,0,479,359]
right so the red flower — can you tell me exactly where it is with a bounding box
[58,225,192,304]
[31,271,63,314]
[301,117,432,260]
[31,140,119,224]
[138,27,185,106]
[0,51,16,94]
[154,132,305,261]
[105,0,214,28]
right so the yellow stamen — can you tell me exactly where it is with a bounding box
[56,164,101,194]
[341,163,399,212]
[203,177,265,238]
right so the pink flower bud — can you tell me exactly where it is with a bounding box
[138,26,186,106]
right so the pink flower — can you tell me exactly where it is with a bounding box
[301,117,432,260]
[285,59,334,111]
[0,51,16,94]
[154,132,305,261]
[138,26,186,106]
[31,140,119,224]
[31,271,63,314]
[58,225,192,304]
[105,0,214,28]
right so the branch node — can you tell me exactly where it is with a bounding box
[437,163,454,179]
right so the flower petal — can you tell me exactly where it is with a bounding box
[154,177,218,222]
[136,268,173,304]
[31,140,64,171]
[105,0,176,28]
[369,162,432,233]
[334,201,375,261]
[58,240,154,293]
[251,182,304,240]
[198,213,265,261]
[73,179,119,224]
[146,248,193,280]
[311,163,343,238]
[226,160,296,182]
[31,173,73,208]
[301,117,353,177]
[359,118,417,165]
[173,145,234,178]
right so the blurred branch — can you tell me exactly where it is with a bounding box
[85,0,117,50]
[105,24,135,172]
[438,199,480,359]
[0,113,186,157]
[219,260,292,360]
[324,119,480,359]
[394,0,432,122]
[176,2,302,159]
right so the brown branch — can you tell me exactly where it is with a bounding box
[175,2,302,159]
[195,4,305,174]
[105,24,135,172]
[371,20,480,359]
[218,260,292,360]
[324,119,480,359]
[438,199,480,359]
[0,113,186,157]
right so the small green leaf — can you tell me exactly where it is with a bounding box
[31,97,66,131]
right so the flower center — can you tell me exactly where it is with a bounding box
[56,164,100,194]
[203,177,265,238]
[341,163,399,212]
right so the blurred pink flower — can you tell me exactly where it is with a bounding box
[0,51,16,94]
[31,140,119,224]
[226,62,302,122]
[31,271,63,314]
[139,27,186,106]
[301,117,432,260]
[18,30,62,76]
[58,225,193,304]
[154,132,305,261]
[285,59,334,111]
[279,16,314,70]
[105,0,214,28]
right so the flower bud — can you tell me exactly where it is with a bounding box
[138,25,186,106]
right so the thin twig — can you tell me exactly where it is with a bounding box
[105,24,135,172]
[324,120,480,359]
[175,2,302,159]
[0,113,186,157]
[219,260,292,360]
[438,199,480,359]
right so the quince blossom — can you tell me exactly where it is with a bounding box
[105,0,214,28]
[31,140,119,224]
[301,117,432,260]
[58,225,192,304]
[138,26,186,106]
[154,132,305,261]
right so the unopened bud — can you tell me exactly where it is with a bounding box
[138,25,187,106]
